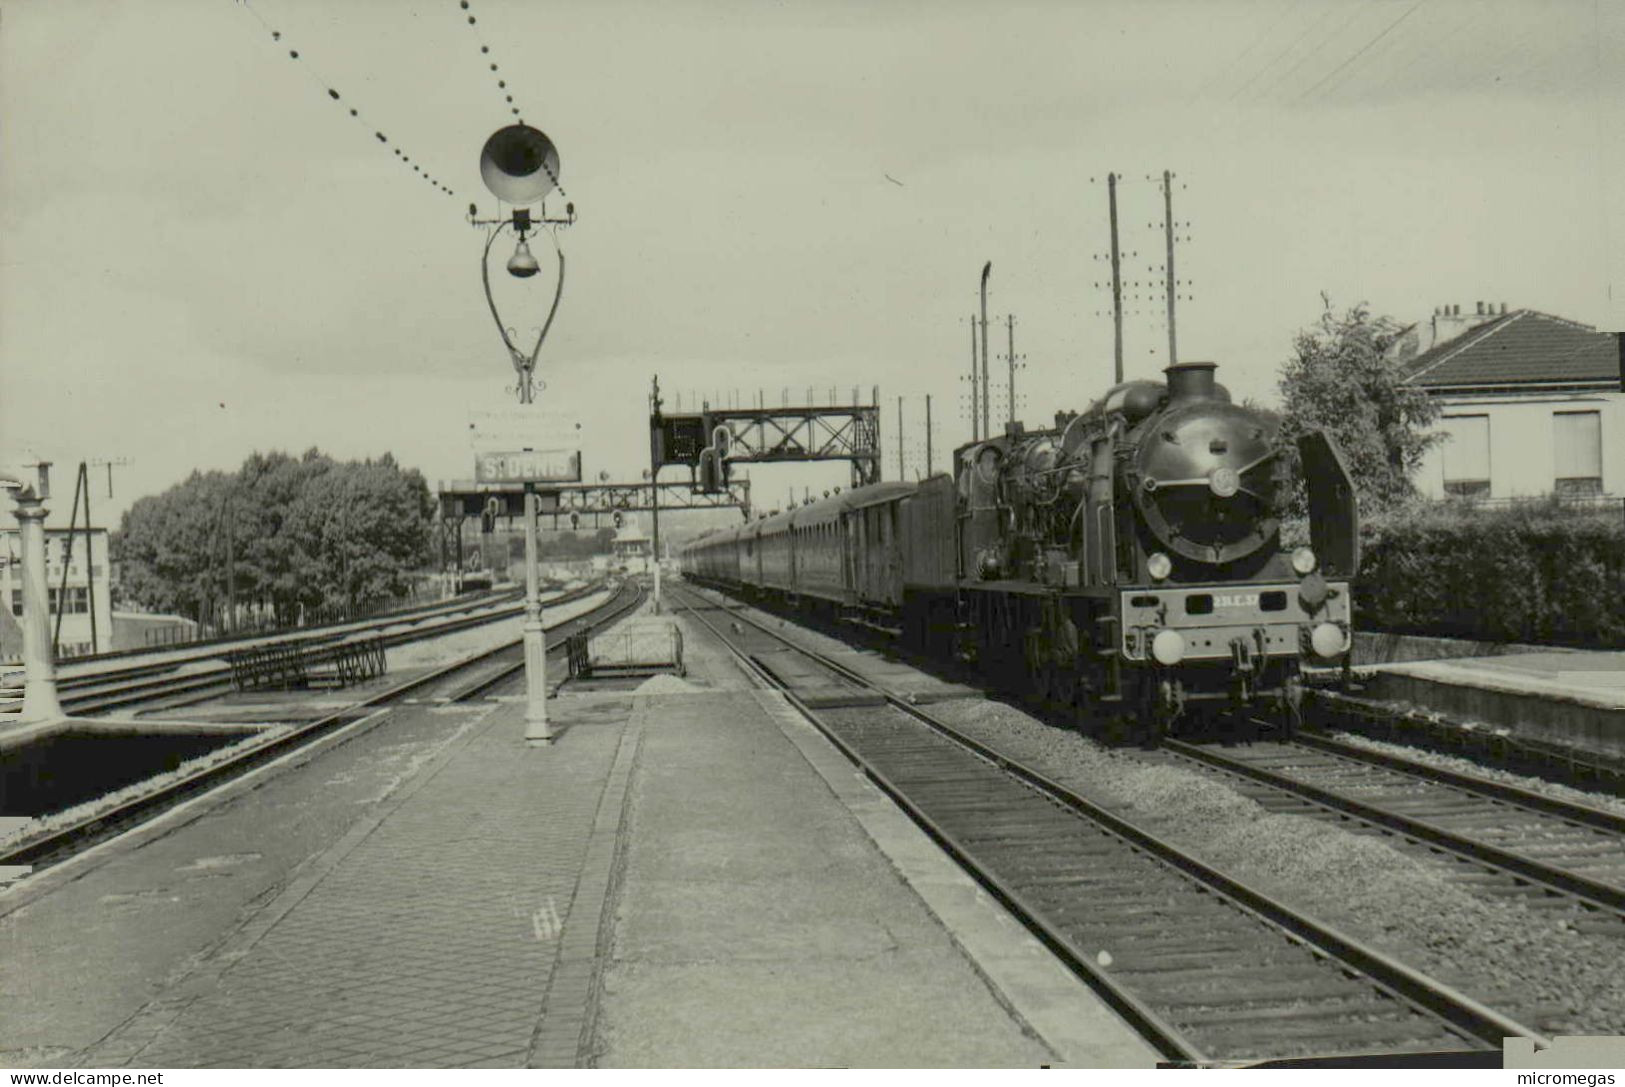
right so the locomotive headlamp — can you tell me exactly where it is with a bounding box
[1147,552,1173,581]
[1310,622,1346,659]
[1151,629,1186,666]
[1291,547,1317,575]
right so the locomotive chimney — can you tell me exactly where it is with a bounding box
[1164,361,1219,406]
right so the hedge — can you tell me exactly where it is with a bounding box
[1350,500,1625,648]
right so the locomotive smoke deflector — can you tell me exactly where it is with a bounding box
[1297,429,1361,577]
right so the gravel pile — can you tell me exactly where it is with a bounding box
[1330,730,1625,819]
[633,674,698,695]
[930,697,1625,1036]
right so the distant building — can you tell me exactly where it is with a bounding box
[110,611,201,652]
[1402,307,1622,502]
[0,527,113,660]
[610,518,652,575]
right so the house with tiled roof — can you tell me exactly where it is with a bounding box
[1402,305,1622,501]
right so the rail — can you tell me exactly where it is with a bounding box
[667,582,1542,1064]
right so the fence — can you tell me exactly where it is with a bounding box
[566,618,684,680]
[228,636,388,692]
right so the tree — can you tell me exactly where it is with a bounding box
[114,449,435,626]
[1275,295,1442,516]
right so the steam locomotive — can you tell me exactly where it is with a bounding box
[682,362,1359,742]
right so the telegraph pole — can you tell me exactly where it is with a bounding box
[924,394,933,477]
[1108,172,1124,383]
[224,492,236,635]
[897,397,905,479]
[1163,168,1178,367]
[649,375,663,610]
[979,262,992,440]
[968,314,980,442]
[1005,314,1018,425]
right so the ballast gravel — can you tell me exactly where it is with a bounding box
[928,697,1625,1037]
[669,585,1625,1035]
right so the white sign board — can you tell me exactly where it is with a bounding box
[467,407,582,451]
[474,449,582,484]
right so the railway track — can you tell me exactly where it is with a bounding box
[667,582,1541,1065]
[1158,734,1625,927]
[3,585,592,719]
[0,581,643,878]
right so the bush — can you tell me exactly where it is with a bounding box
[1354,499,1625,647]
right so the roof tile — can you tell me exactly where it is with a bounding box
[1403,310,1620,387]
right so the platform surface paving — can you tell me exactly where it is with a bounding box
[73,694,631,1068]
[1376,648,1625,707]
[1,596,1148,1068]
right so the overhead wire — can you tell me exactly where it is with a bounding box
[1196,0,1306,97]
[1294,0,1429,102]
[1226,1,1345,100]
[1305,0,1449,102]
[230,0,457,199]
[1251,2,1371,100]
[454,0,567,201]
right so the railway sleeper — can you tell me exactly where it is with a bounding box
[1171,997,1423,1028]
[1145,978,1398,1007]
[1103,949,1312,972]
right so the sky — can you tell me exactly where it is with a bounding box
[2,0,1621,531]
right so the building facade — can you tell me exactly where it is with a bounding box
[1404,309,1622,502]
[0,526,113,660]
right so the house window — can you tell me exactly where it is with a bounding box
[1553,410,1603,496]
[9,589,19,617]
[1441,414,1491,498]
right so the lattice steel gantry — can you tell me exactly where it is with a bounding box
[650,382,882,490]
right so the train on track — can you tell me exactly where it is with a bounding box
[682,362,1360,742]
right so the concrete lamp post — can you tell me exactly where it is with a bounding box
[2,459,63,724]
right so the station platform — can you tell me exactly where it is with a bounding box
[0,601,1154,1068]
[1360,647,1625,761]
